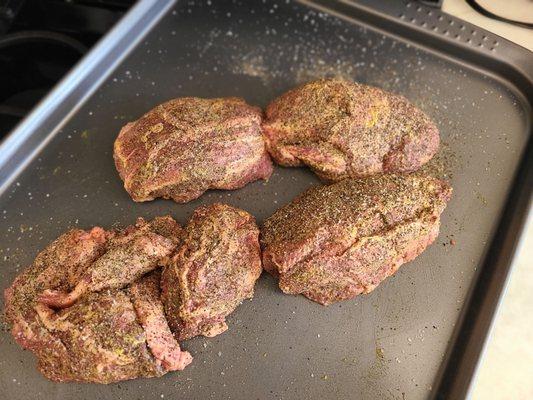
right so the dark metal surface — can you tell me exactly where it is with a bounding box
[0,1,531,399]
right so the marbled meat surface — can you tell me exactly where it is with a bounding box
[4,217,191,383]
[161,203,262,340]
[262,79,439,181]
[261,174,451,305]
[114,97,273,203]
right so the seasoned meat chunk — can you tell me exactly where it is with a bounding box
[32,291,164,383]
[114,97,273,203]
[161,203,262,340]
[39,216,180,308]
[129,271,192,372]
[4,218,191,383]
[261,174,451,305]
[262,79,439,181]
[4,227,110,356]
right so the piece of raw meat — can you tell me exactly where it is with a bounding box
[114,97,273,203]
[4,219,191,383]
[262,79,439,181]
[129,271,192,371]
[161,203,262,340]
[39,216,180,308]
[4,227,109,358]
[261,174,451,305]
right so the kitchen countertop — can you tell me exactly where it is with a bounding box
[442,1,533,399]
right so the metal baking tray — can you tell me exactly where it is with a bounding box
[0,1,531,399]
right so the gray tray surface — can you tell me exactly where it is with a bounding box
[0,1,530,399]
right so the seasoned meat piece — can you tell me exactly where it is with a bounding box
[4,227,110,354]
[114,97,273,203]
[261,174,451,305]
[39,216,180,308]
[34,282,191,383]
[32,291,164,383]
[161,203,262,340]
[129,271,192,371]
[262,79,439,181]
[4,218,191,383]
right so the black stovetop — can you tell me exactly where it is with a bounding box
[0,0,134,138]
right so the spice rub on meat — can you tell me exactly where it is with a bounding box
[4,217,191,383]
[38,216,181,308]
[261,174,451,305]
[161,203,262,340]
[129,271,192,372]
[262,79,439,181]
[114,97,273,203]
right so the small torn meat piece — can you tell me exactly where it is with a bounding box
[4,227,110,353]
[33,290,169,383]
[129,271,192,371]
[39,216,180,308]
